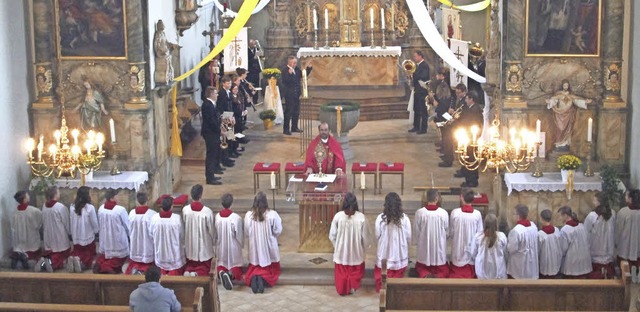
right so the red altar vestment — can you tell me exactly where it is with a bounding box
[304,135,346,174]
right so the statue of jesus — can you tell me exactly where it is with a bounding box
[546,80,591,150]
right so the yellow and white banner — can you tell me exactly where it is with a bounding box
[223,27,249,73]
[449,39,469,87]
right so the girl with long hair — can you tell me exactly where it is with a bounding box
[584,192,616,278]
[244,191,282,294]
[466,214,507,279]
[557,206,591,278]
[69,186,99,272]
[329,192,371,295]
[374,192,411,292]
[616,189,640,271]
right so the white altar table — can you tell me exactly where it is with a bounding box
[33,171,149,191]
[504,172,602,195]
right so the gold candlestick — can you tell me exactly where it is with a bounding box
[110,142,121,175]
[584,141,594,177]
[532,142,543,177]
[381,28,387,49]
[324,28,330,49]
[313,29,319,50]
[370,28,375,49]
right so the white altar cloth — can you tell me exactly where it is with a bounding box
[504,172,602,195]
[32,171,149,191]
[297,46,402,58]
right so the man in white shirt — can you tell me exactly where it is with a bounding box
[537,209,563,278]
[182,184,216,277]
[96,190,131,274]
[11,190,42,270]
[449,189,483,278]
[40,186,72,272]
[215,193,244,290]
[150,196,186,275]
[126,192,156,275]
[414,189,450,278]
[507,204,539,279]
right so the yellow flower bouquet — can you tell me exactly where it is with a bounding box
[557,154,582,170]
[262,68,281,79]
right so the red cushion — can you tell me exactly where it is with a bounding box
[378,162,404,172]
[285,162,306,172]
[253,162,281,172]
[351,162,377,172]
[472,193,489,205]
[156,193,188,205]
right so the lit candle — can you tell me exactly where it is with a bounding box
[25,138,35,159]
[324,8,329,30]
[37,135,44,162]
[49,144,57,162]
[96,133,105,153]
[514,139,521,157]
[109,118,116,143]
[536,119,541,142]
[85,141,92,156]
[360,171,366,189]
[313,8,318,30]
[72,129,79,146]
[270,172,276,189]
[54,130,61,146]
[587,118,592,142]
[380,8,385,29]
[470,126,479,144]
[509,128,516,143]
[370,8,374,29]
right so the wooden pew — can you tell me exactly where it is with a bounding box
[380,260,632,311]
[0,259,220,312]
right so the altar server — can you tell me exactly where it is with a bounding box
[95,190,130,274]
[70,186,99,272]
[329,192,371,295]
[215,193,244,290]
[40,186,72,272]
[10,190,42,270]
[126,192,156,275]
[150,196,186,275]
[537,209,563,278]
[466,214,507,279]
[449,189,483,278]
[558,206,592,278]
[374,192,411,292]
[245,192,282,294]
[584,192,616,279]
[414,189,450,278]
[507,204,539,279]
[182,184,216,277]
[616,189,640,268]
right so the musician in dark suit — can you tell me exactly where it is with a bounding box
[409,51,430,134]
[215,76,235,168]
[457,91,484,187]
[247,40,262,103]
[281,55,312,135]
[201,87,223,185]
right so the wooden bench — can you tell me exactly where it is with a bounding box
[0,287,202,311]
[380,260,632,311]
[0,260,220,312]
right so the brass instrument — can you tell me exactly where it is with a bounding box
[443,105,464,127]
[220,116,236,149]
[402,59,416,75]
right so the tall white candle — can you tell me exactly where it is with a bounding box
[302,69,308,98]
[270,172,276,189]
[360,171,366,189]
[37,135,44,162]
[536,119,541,141]
[109,118,116,143]
[587,118,593,142]
[370,8,374,29]
[313,9,318,30]
[324,8,329,30]
[380,8,385,29]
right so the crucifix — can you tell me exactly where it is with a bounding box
[453,46,465,61]
[230,37,243,66]
[201,22,216,50]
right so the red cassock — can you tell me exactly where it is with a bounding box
[373,265,406,292]
[95,254,127,274]
[217,265,243,281]
[334,263,365,295]
[304,135,346,174]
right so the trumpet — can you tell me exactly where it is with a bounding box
[443,105,464,127]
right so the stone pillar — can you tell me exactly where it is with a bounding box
[601,0,624,108]
[502,0,527,108]
[265,0,297,68]
[125,0,149,109]
[31,0,56,109]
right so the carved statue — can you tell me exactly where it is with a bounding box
[153,20,179,86]
[546,80,591,150]
[73,78,109,130]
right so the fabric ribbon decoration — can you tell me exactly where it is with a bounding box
[436,0,490,12]
[212,0,270,18]
[170,0,259,157]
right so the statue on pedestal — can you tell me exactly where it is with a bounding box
[546,80,591,151]
[153,20,179,86]
[74,78,109,130]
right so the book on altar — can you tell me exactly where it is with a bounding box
[314,183,328,191]
[306,174,337,183]
[289,176,303,182]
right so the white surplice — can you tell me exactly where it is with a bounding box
[466,232,507,279]
[537,227,563,276]
[330,211,372,266]
[150,213,185,271]
[375,213,411,270]
[98,204,130,258]
[507,223,539,279]
[42,202,71,252]
[584,211,616,264]
[70,204,99,246]
[128,208,156,263]
[559,223,592,276]
[449,208,483,267]
[11,205,42,253]
[414,207,449,266]
[215,211,244,269]
[615,206,640,261]
[245,210,282,267]
[182,204,216,262]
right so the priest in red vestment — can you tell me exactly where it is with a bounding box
[304,122,346,175]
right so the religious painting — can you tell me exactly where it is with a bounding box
[525,0,601,57]
[439,8,461,42]
[55,0,128,59]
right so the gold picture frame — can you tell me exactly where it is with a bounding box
[525,0,601,57]
[55,0,128,60]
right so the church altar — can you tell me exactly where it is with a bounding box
[297,46,401,86]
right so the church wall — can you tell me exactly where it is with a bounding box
[630,0,640,188]
[0,1,31,258]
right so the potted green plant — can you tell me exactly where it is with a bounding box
[600,164,624,209]
[259,109,277,130]
[557,154,582,182]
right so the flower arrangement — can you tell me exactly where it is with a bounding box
[262,68,281,79]
[557,154,582,170]
[259,109,277,121]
